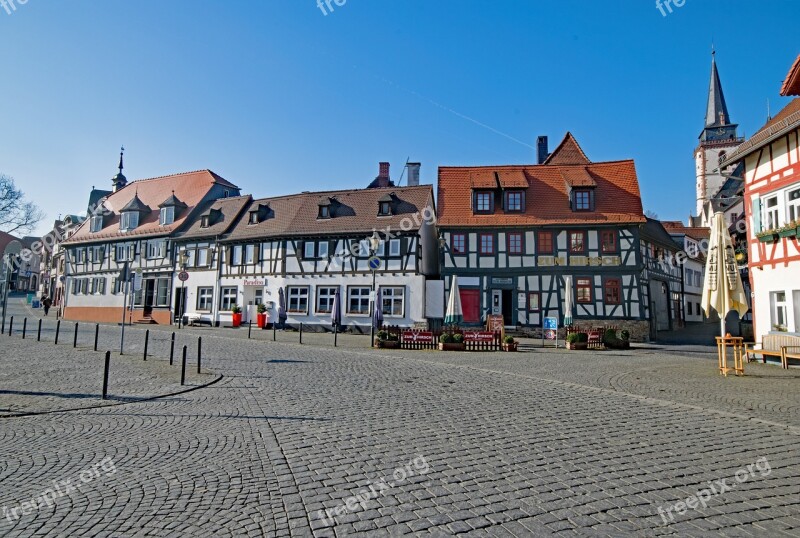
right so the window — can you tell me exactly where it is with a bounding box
[347,286,371,314]
[381,287,405,317]
[304,242,316,259]
[358,239,371,257]
[196,248,209,267]
[231,245,243,266]
[90,277,105,295]
[570,231,586,253]
[771,291,788,329]
[375,240,386,257]
[474,191,494,213]
[389,239,401,257]
[601,231,617,253]
[156,278,170,307]
[200,216,209,228]
[479,234,494,255]
[378,201,392,216]
[505,191,524,212]
[248,212,259,225]
[573,190,591,211]
[90,216,103,233]
[687,302,693,315]
[245,244,256,264]
[604,278,621,304]
[111,277,125,295]
[316,286,338,314]
[90,246,104,263]
[451,233,466,254]
[537,231,553,254]
[159,207,175,226]
[576,277,592,303]
[119,212,139,231]
[507,232,523,255]
[287,286,309,314]
[764,196,780,230]
[147,240,166,260]
[220,287,238,311]
[787,188,800,222]
[318,205,330,219]
[197,287,213,311]
[318,241,329,260]
[528,292,540,312]
[115,244,134,262]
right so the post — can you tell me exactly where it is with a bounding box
[197,337,202,374]
[299,322,303,344]
[94,324,99,352]
[55,319,61,344]
[169,332,175,365]
[37,318,42,341]
[273,322,276,342]
[143,329,149,361]
[22,318,26,339]
[102,351,111,400]
[248,319,252,339]
[120,276,129,355]
[8,316,12,336]
[1,259,10,333]
[180,345,187,385]
[334,323,338,347]
[370,269,376,348]
[73,322,79,348]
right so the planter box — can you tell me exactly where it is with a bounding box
[231,313,242,327]
[778,228,797,238]
[502,342,518,352]
[256,313,267,329]
[439,342,466,351]
[757,233,778,243]
[605,341,631,350]
[376,340,401,349]
[566,342,588,350]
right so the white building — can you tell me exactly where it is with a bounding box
[662,221,710,323]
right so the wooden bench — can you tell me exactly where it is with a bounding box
[746,334,800,367]
[782,346,800,369]
[183,312,213,327]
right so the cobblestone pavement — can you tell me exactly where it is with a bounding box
[1,299,799,537]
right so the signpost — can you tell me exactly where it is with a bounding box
[543,316,559,348]
[486,314,504,341]
[178,271,189,329]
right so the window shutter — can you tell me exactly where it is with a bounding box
[750,194,761,234]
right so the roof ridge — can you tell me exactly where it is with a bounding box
[439,159,635,170]
[248,184,432,204]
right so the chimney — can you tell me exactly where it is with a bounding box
[537,136,549,164]
[379,162,390,180]
[407,162,421,186]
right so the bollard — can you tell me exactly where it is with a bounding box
[300,322,303,345]
[197,337,202,374]
[22,318,27,339]
[273,323,276,342]
[55,320,61,345]
[143,329,149,361]
[334,324,338,347]
[8,316,12,336]
[248,320,252,339]
[37,319,42,341]
[169,332,175,365]
[180,345,187,385]
[73,322,79,348]
[94,324,99,352]
[102,351,111,400]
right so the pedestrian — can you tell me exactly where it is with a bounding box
[42,295,52,316]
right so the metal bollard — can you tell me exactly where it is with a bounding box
[37,319,42,342]
[102,351,111,400]
[197,337,202,374]
[300,322,303,345]
[248,320,252,339]
[334,324,338,347]
[273,323,276,342]
[73,322,79,348]
[8,316,12,336]
[94,324,99,352]
[180,345,187,385]
[169,332,175,365]
[22,318,27,339]
[143,329,149,361]
[55,320,61,345]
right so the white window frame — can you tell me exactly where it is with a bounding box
[90,216,103,233]
[771,291,788,330]
[156,278,170,307]
[304,242,316,259]
[231,245,243,266]
[197,287,213,311]
[763,195,780,230]
[196,248,209,267]
[220,286,238,311]
[287,286,310,314]
[245,244,256,265]
[347,286,371,315]
[787,187,800,223]
[381,286,405,317]
[148,240,166,260]
[159,206,175,226]
[316,286,338,314]
[389,239,401,257]
[120,212,139,232]
[318,241,329,260]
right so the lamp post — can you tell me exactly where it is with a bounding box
[367,231,381,347]
[178,249,190,329]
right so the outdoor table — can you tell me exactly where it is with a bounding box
[716,336,745,376]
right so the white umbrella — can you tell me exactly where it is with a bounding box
[563,276,574,326]
[444,275,463,325]
[702,211,749,338]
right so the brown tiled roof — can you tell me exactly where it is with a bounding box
[560,168,597,188]
[661,221,710,241]
[176,195,252,240]
[438,157,645,228]
[223,185,434,242]
[542,132,591,165]
[781,54,800,96]
[720,98,800,166]
[64,170,240,244]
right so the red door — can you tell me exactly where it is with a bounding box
[460,289,480,324]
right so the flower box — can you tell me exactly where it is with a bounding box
[376,340,401,349]
[757,233,778,243]
[231,312,242,327]
[778,228,797,238]
[502,342,518,352]
[256,313,267,329]
[439,343,466,351]
[566,342,588,350]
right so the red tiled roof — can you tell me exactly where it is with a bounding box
[661,221,710,241]
[64,170,240,244]
[781,53,800,96]
[438,160,645,227]
[543,132,591,165]
[560,168,597,188]
[719,98,800,166]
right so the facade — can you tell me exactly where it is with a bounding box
[639,219,683,335]
[662,221,710,324]
[438,132,650,339]
[61,160,241,324]
[720,54,800,338]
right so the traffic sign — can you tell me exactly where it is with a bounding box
[178,271,190,282]
[368,256,381,270]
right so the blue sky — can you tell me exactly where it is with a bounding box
[2,0,799,236]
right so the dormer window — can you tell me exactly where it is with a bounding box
[473,191,494,214]
[505,191,524,213]
[90,215,103,233]
[158,191,185,226]
[159,206,175,226]
[318,205,330,219]
[119,212,139,232]
[572,189,593,212]
[378,201,391,216]
[248,204,271,225]
[249,212,259,225]
[200,216,209,228]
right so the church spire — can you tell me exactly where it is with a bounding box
[699,51,738,142]
[111,145,128,193]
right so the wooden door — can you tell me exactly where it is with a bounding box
[460,289,480,324]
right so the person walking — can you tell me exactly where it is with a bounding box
[42,295,52,316]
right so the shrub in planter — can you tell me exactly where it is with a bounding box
[603,328,630,350]
[452,333,464,344]
[566,332,588,350]
[502,335,518,352]
[439,332,465,351]
[620,329,630,341]
[230,304,243,327]
[439,333,454,344]
[376,330,400,348]
[256,303,268,328]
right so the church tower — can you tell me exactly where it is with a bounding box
[694,51,743,218]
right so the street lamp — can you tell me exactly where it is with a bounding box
[178,249,190,329]
[367,231,381,347]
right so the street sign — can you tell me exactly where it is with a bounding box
[178,271,190,282]
[543,316,559,343]
[368,256,381,270]
[544,316,558,330]
[402,331,434,343]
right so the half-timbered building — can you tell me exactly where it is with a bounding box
[639,218,684,336]
[61,158,241,324]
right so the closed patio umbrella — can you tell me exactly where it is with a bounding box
[278,287,287,329]
[702,211,749,338]
[331,287,342,329]
[373,286,383,328]
[563,276,574,327]
[444,275,463,326]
